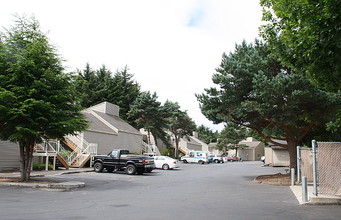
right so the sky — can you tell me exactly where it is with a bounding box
[0,0,264,131]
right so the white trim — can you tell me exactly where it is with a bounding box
[90,110,119,133]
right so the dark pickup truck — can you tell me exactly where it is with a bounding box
[92,149,155,175]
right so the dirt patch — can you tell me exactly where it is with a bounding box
[254,173,290,186]
[0,177,57,184]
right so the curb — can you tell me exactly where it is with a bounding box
[0,181,85,190]
[309,196,341,205]
[0,168,92,190]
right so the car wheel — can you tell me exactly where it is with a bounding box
[162,164,170,170]
[94,162,103,172]
[126,164,137,175]
[198,160,204,164]
[214,159,219,163]
[183,160,188,163]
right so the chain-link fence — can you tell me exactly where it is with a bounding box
[317,142,341,196]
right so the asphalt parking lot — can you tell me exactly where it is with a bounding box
[1,161,341,220]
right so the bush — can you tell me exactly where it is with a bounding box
[32,162,53,170]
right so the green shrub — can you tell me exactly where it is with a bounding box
[32,162,53,170]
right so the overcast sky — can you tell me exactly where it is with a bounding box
[1,0,263,131]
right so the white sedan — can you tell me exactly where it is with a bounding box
[153,156,179,170]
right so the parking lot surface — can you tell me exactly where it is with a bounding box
[1,161,341,220]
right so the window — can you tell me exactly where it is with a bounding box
[111,150,118,158]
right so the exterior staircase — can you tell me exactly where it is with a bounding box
[63,134,98,168]
[170,145,188,155]
[34,136,98,169]
[34,139,69,169]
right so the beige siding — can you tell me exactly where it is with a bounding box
[238,149,254,160]
[254,143,265,160]
[84,130,143,155]
[264,147,273,164]
[272,149,290,166]
[0,141,20,171]
[187,142,202,151]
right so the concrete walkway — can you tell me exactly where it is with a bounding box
[0,168,93,190]
[290,184,341,205]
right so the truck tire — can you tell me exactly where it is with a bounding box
[126,164,137,175]
[198,160,204,164]
[94,162,104,172]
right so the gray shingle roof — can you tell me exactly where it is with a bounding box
[238,141,262,149]
[182,136,202,146]
[93,110,140,134]
[82,110,140,135]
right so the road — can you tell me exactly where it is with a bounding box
[0,161,340,220]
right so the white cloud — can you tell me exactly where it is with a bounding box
[0,0,263,131]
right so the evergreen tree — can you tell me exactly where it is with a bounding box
[197,40,340,169]
[0,16,87,181]
[164,101,196,158]
[110,66,141,123]
[128,91,168,146]
[196,125,218,144]
[216,124,248,155]
[76,64,140,125]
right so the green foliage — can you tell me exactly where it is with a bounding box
[32,162,53,171]
[216,123,248,151]
[260,0,341,92]
[196,125,218,144]
[0,16,87,143]
[0,16,87,180]
[164,100,196,157]
[197,40,340,167]
[128,91,170,146]
[160,148,175,157]
[75,64,141,125]
[164,101,196,140]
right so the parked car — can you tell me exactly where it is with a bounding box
[225,156,238,162]
[209,154,224,163]
[92,149,155,175]
[181,151,209,164]
[153,156,179,170]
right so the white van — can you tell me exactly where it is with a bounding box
[181,151,209,164]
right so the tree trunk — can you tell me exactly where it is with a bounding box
[286,139,298,170]
[174,136,179,158]
[19,141,34,181]
[147,129,151,145]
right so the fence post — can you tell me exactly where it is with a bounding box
[312,140,318,196]
[291,168,295,186]
[302,176,308,203]
[296,146,301,183]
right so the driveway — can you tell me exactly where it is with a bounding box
[0,162,340,220]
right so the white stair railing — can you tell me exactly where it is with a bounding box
[63,134,98,166]
[70,143,98,167]
[34,139,58,154]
